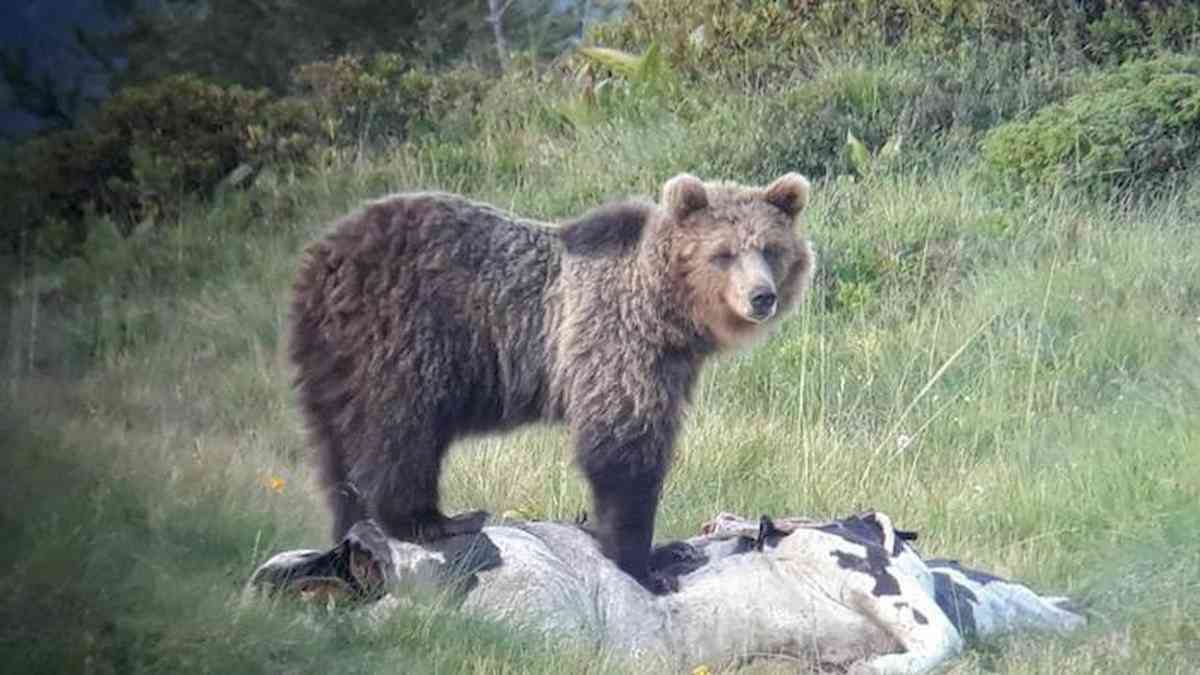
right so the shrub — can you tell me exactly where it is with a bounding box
[292,53,494,145]
[92,75,317,215]
[696,43,1071,183]
[752,61,923,179]
[1,74,320,257]
[1084,2,1200,63]
[587,0,811,84]
[404,63,495,141]
[982,54,1200,194]
[584,0,1200,88]
[584,0,1030,84]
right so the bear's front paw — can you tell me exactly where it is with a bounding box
[639,569,681,595]
[648,540,707,579]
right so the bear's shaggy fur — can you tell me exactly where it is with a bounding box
[289,173,815,591]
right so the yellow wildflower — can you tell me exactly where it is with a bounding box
[261,475,285,494]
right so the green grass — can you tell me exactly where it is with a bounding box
[4,49,1200,674]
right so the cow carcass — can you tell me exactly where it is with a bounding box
[247,512,1085,674]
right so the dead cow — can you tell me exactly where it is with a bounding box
[248,512,1085,674]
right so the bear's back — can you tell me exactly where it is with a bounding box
[293,191,567,430]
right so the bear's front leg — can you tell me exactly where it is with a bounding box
[574,418,678,594]
[586,470,670,592]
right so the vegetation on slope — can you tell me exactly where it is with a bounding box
[3,1,1200,673]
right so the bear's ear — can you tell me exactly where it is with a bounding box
[763,173,811,217]
[661,173,709,221]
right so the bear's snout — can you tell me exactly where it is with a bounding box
[749,287,778,321]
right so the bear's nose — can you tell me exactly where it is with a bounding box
[750,288,777,318]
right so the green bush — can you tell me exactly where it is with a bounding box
[585,0,1200,87]
[696,44,1071,182]
[753,61,923,179]
[93,75,317,214]
[292,53,494,145]
[584,0,1028,83]
[1084,2,1200,63]
[982,54,1200,194]
[1,74,320,257]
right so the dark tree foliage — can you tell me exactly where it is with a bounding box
[117,1,564,91]
[0,0,129,135]
[117,0,612,92]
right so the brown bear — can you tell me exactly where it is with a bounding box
[288,172,815,592]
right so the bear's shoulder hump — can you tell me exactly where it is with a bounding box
[558,200,655,257]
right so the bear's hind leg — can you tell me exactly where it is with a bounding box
[328,479,368,543]
[307,397,368,543]
[364,428,488,543]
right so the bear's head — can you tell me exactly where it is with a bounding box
[658,172,815,350]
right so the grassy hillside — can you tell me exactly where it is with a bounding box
[3,4,1200,673]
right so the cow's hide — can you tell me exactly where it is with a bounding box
[247,512,1085,674]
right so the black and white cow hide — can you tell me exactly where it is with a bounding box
[247,512,1085,674]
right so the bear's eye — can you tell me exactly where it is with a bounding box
[763,245,784,264]
[710,250,736,267]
